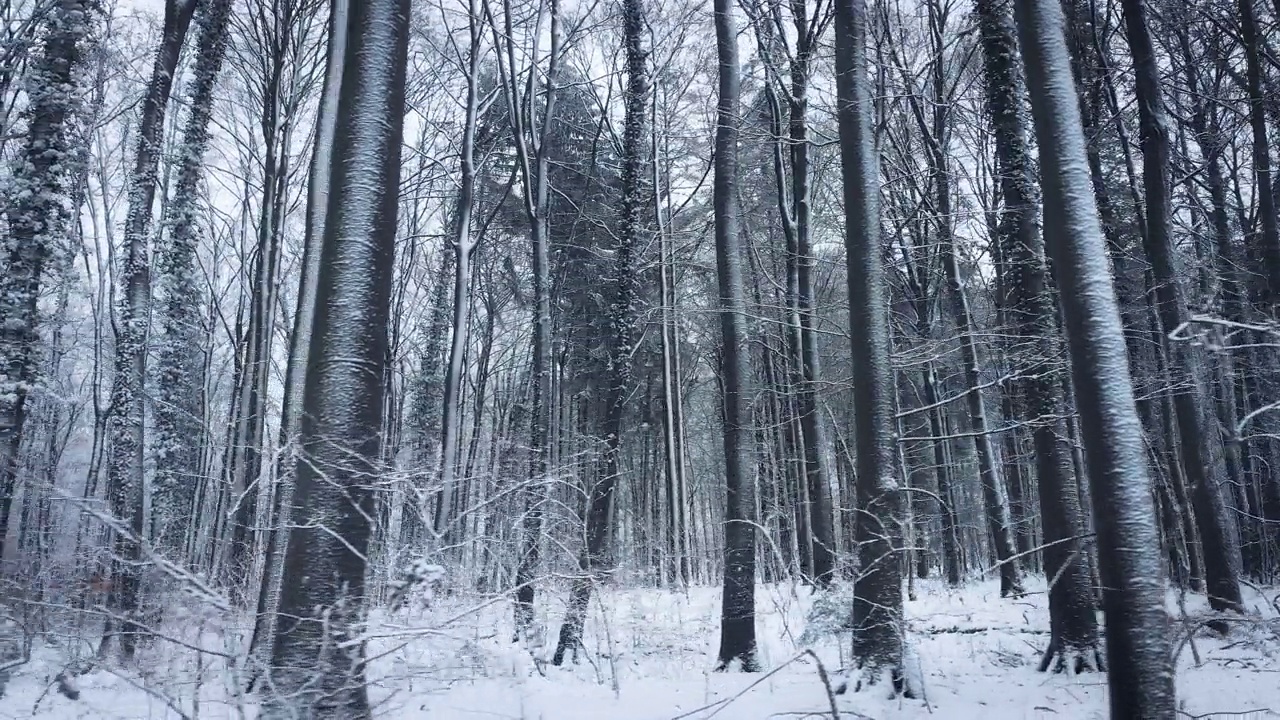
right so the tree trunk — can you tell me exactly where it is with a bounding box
[263,0,408,715]
[976,0,1098,668]
[245,0,341,685]
[553,0,645,662]
[710,0,758,672]
[0,0,97,572]
[103,0,197,658]
[433,0,483,540]
[920,368,962,585]
[110,0,197,564]
[405,241,454,545]
[508,0,562,641]
[835,0,907,693]
[1119,0,1244,618]
[1014,0,1176,714]
[1237,0,1280,301]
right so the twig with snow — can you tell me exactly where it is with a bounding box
[671,650,863,720]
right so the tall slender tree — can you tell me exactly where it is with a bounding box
[975,0,1099,671]
[263,0,409,714]
[768,0,835,587]
[712,0,758,672]
[835,0,906,693]
[110,0,196,562]
[433,0,484,540]
[553,0,647,664]
[1014,0,1176,715]
[502,0,562,640]
[153,0,235,564]
[1119,0,1244,618]
[246,0,344,682]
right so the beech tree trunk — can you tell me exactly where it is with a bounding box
[1014,0,1176,714]
[835,0,907,693]
[263,0,408,714]
[712,0,758,673]
[245,0,342,684]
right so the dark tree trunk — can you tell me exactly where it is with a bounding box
[105,0,197,658]
[784,0,836,588]
[263,0,408,715]
[934,159,1023,598]
[1119,0,1244,618]
[976,0,1097,667]
[245,0,339,684]
[835,0,907,693]
[1237,0,1280,301]
[712,0,758,673]
[553,0,646,663]
[509,0,562,641]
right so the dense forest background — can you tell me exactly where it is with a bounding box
[0,0,1278,717]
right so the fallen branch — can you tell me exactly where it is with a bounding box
[671,651,866,720]
[1177,709,1276,719]
[911,626,1050,636]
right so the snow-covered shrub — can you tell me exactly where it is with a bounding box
[387,558,447,612]
[799,582,854,647]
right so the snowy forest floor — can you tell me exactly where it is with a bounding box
[3,577,1279,719]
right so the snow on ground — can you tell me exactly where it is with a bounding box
[3,578,1278,719]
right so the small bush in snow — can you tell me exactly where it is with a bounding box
[387,559,447,612]
[799,582,854,647]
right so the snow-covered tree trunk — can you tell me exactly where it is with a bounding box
[246,0,343,685]
[711,0,758,673]
[1014,0,1176,714]
[263,0,408,714]
[103,160,152,657]
[1119,0,1244,618]
[552,0,646,663]
[787,27,838,588]
[0,0,98,566]
[102,0,198,658]
[128,0,207,558]
[834,0,907,693]
[432,0,483,542]
[501,0,562,641]
[975,0,1100,672]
